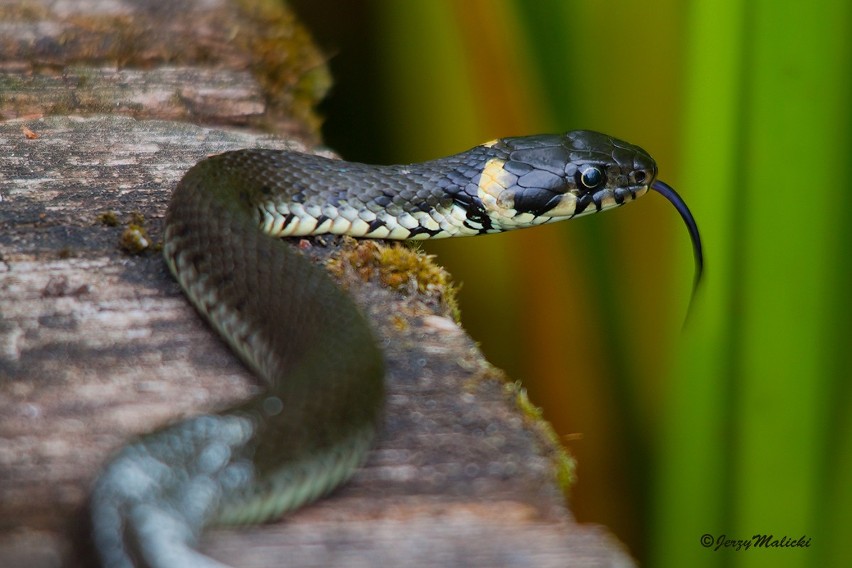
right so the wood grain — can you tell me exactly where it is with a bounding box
[0,1,634,566]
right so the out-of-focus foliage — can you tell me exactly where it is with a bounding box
[290,1,851,565]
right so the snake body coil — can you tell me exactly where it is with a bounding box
[90,131,702,567]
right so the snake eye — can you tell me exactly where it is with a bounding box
[577,165,605,190]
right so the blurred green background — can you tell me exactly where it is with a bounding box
[290,1,850,566]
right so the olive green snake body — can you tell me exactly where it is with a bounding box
[89,130,702,567]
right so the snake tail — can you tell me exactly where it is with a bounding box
[90,157,385,568]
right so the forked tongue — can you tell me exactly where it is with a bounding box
[650,180,704,318]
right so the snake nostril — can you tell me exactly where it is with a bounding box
[633,171,647,184]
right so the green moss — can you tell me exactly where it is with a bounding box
[129,211,146,226]
[234,0,331,137]
[326,239,460,319]
[96,211,119,227]
[119,225,151,254]
[506,380,576,492]
[105,212,153,255]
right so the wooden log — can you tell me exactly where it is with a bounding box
[0,1,634,566]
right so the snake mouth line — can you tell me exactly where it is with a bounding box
[650,180,704,289]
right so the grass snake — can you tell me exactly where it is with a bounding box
[89,130,702,567]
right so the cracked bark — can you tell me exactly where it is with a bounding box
[0,1,634,566]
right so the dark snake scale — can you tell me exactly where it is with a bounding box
[89,130,703,567]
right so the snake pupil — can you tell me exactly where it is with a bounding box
[578,165,605,190]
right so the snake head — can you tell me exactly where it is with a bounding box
[478,130,702,288]
[477,130,656,229]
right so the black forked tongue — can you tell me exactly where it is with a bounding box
[650,180,704,307]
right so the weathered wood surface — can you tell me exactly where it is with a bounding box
[0,0,328,137]
[0,1,635,566]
